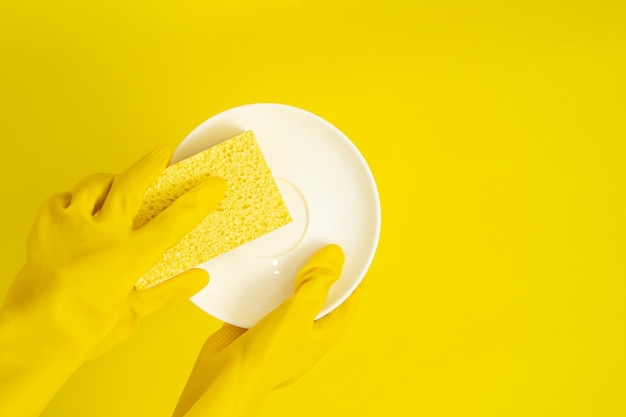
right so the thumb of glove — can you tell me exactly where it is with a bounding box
[128,268,210,318]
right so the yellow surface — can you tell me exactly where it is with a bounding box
[0,1,624,416]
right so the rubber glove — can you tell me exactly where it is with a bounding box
[0,146,226,417]
[172,244,365,417]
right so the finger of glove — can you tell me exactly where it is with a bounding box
[68,173,115,216]
[313,280,366,349]
[290,244,345,324]
[133,176,226,257]
[100,146,172,222]
[128,268,209,318]
[43,192,72,214]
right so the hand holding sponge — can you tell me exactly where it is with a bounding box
[0,131,292,416]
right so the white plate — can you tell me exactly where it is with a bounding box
[172,103,380,328]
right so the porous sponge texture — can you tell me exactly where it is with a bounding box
[134,130,292,290]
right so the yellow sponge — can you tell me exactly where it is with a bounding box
[134,130,292,290]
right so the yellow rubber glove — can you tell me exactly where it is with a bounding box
[172,244,365,417]
[0,146,226,417]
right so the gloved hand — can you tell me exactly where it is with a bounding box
[172,244,365,417]
[0,146,226,417]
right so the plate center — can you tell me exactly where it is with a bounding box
[239,178,308,258]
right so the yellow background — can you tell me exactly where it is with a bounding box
[1,1,625,416]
